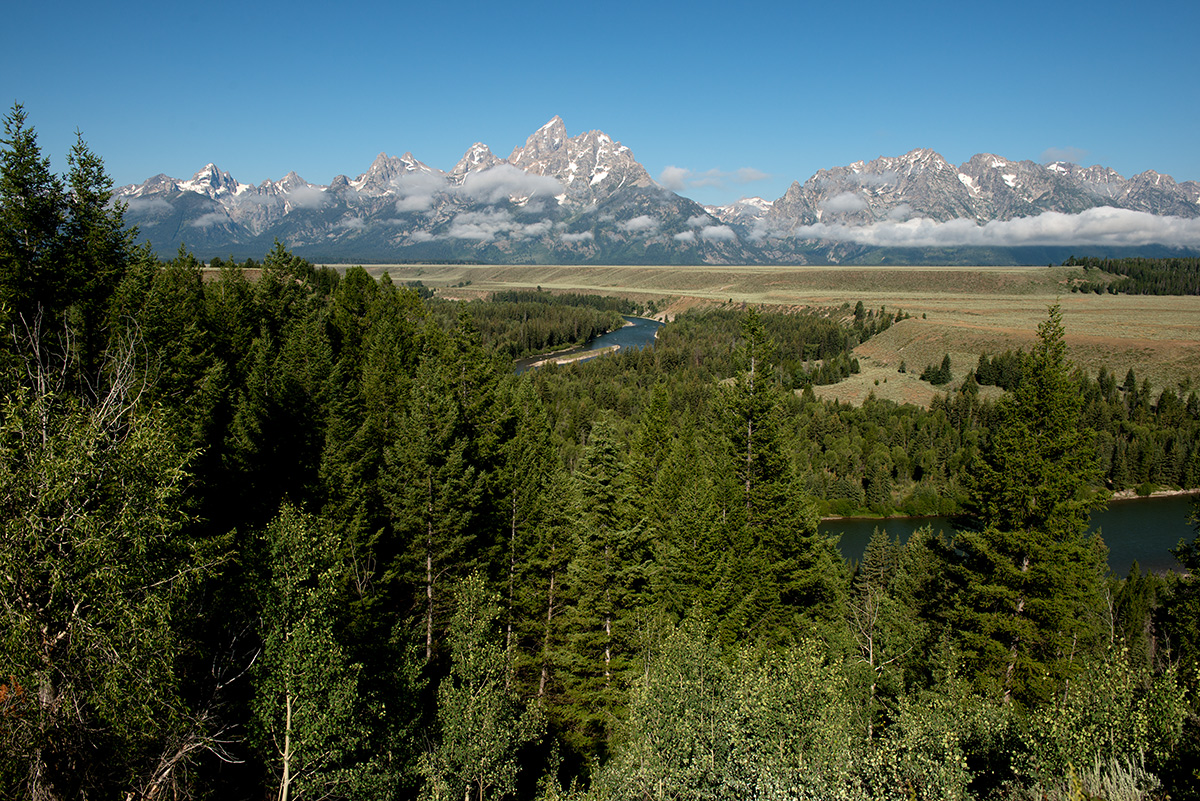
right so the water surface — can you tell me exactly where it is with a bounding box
[820,494,1197,575]
[514,316,663,373]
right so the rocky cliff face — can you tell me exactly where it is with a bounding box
[115,122,1200,264]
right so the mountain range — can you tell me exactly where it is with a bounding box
[116,117,1200,265]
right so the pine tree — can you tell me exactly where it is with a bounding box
[720,310,844,642]
[494,378,557,670]
[0,103,64,334]
[61,132,131,381]
[955,304,1109,705]
[559,418,652,762]
[383,321,487,663]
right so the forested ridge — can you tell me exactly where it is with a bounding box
[4,105,1200,801]
[1065,255,1200,296]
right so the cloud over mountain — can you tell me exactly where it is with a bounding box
[791,208,1200,249]
[114,118,1200,265]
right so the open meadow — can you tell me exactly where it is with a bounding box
[352,263,1200,404]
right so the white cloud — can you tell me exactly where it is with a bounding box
[457,164,563,204]
[562,231,594,243]
[673,231,696,243]
[286,185,327,209]
[124,196,173,216]
[821,192,868,213]
[656,165,771,193]
[887,203,913,221]
[789,207,1200,248]
[395,194,434,212]
[518,220,554,238]
[735,167,770,183]
[620,215,659,234]
[440,208,558,241]
[446,209,518,241]
[411,230,435,242]
[338,217,366,230]
[686,214,710,228]
[700,225,737,242]
[855,171,897,187]
[392,171,446,212]
[189,211,229,228]
[658,166,692,192]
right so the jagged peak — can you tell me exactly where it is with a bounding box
[451,142,502,173]
[510,117,570,163]
[367,152,394,171]
[189,162,233,182]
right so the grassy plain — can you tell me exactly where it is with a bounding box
[352,263,1200,404]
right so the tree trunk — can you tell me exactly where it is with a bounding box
[539,565,556,698]
[279,691,292,801]
[1003,553,1031,704]
[31,673,57,801]
[745,353,754,513]
[427,472,435,662]
[507,494,516,656]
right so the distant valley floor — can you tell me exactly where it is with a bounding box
[350,263,1200,400]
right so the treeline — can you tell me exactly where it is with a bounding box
[429,296,626,360]
[489,289,640,315]
[1065,255,1200,295]
[4,104,1200,801]
[531,314,1200,518]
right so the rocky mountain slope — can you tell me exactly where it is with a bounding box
[116,120,1200,264]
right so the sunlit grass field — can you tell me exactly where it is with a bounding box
[348,263,1200,401]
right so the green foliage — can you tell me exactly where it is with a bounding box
[443,297,626,360]
[970,304,1106,538]
[252,505,376,799]
[421,573,544,801]
[592,616,856,801]
[0,352,198,799]
[1020,648,1187,784]
[1064,254,1200,295]
[5,113,1199,799]
[920,353,953,386]
[0,103,64,331]
[955,304,1110,705]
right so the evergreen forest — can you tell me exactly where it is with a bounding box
[1064,256,1200,296]
[5,105,1200,801]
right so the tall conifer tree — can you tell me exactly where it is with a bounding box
[954,304,1109,705]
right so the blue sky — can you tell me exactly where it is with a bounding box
[4,0,1197,207]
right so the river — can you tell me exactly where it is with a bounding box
[513,317,1196,575]
[820,494,1198,575]
[514,315,664,373]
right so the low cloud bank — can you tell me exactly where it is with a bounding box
[787,207,1200,248]
[189,211,230,228]
[620,215,660,234]
[125,197,173,216]
[658,165,770,193]
[391,165,564,213]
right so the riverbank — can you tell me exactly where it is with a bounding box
[1109,487,1200,502]
[515,315,663,373]
[525,344,620,369]
[820,487,1200,523]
